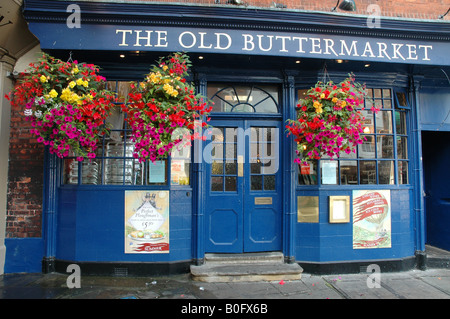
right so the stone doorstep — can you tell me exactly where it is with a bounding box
[204,251,285,264]
[190,252,303,282]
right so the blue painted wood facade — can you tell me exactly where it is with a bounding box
[5,0,449,274]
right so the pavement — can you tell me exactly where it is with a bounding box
[1,268,449,301]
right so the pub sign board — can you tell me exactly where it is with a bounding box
[29,23,450,66]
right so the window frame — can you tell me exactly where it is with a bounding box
[207,83,281,115]
[295,86,411,187]
[59,79,193,189]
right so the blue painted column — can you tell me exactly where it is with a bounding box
[411,75,426,268]
[192,74,207,265]
[282,72,296,263]
[42,150,58,273]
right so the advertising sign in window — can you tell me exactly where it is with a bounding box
[125,191,170,253]
[353,190,391,249]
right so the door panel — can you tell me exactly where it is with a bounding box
[205,124,243,253]
[208,208,240,247]
[244,124,281,252]
[205,120,282,253]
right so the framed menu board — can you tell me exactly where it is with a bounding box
[125,191,170,253]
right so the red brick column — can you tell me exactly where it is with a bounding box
[6,97,44,238]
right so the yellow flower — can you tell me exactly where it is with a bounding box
[320,93,325,99]
[171,90,179,97]
[72,67,79,75]
[163,83,174,94]
[40,75,48,83]
[69,81,76,88]
[61,88,71,101]
[332,97,338,103]
[60,88,80,104]
[83,80,89,88]
[140,82,146,89]
[149,72,161,84]
[316,107,323,114]
[313,101,322,109]
[341,101,347,107]
[49,89,58,98]
[162,65,168,71]
[76,78,84,86]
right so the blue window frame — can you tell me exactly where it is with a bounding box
[208,84,280,114]
[296,87,410,186]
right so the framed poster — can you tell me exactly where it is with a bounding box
[125,191,170,253]
[352,190,391,249]
[329,196,350,223]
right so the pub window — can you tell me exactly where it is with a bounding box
[62,80,189,186]
[297,87,410,186]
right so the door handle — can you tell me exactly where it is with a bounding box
[238,155,244,177]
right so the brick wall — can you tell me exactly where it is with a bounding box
[123,0,450,20]
[6,97,44,238]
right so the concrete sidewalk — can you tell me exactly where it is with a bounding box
[1,268,449,300]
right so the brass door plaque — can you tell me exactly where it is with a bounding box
[238,155,244,177]
[297,196,319,223]
[255,197,273,205]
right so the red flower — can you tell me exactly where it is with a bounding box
[286,74,373,163]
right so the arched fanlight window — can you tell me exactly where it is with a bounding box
[207,84,279,113]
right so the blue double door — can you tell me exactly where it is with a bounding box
[204,119,282,253]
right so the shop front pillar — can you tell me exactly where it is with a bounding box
[282,73,296,263]
[192,74,207,265]
[411,75,427,270]
[0,55,15,275]
[42,152,58,273]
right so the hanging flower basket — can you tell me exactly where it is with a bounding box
[122,52,212,163]
[5,52,116,161]
[286,74,379,164]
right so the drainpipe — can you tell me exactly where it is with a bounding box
[192,73,206,265]
[282,72,296,263]
[411,75,426,270]
[42,151,58,273]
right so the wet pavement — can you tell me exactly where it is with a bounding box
[1,268,449,301]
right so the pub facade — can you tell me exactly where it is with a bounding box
[2,0,450,275]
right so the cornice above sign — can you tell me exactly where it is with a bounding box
[23,0,450,40]
[24,1,450,66]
